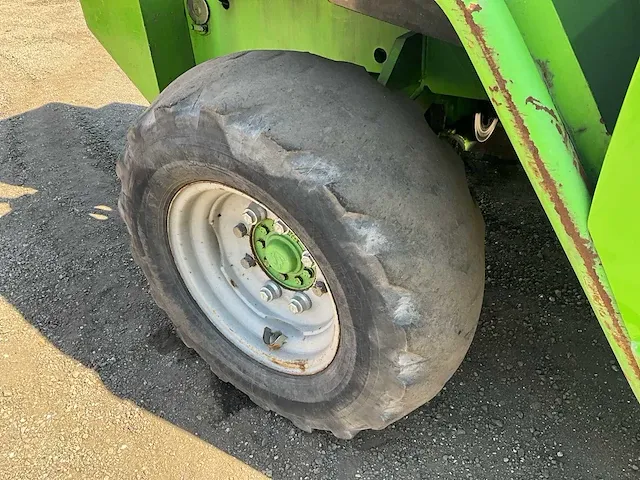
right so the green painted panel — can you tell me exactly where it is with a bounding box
[139,0,196,93]
[589,61,640,361]
[188,0,406,73]
[554,0,640,132]
[80,0,195,101]
[80,0,158,100]
[423,37,487,100]
[378,34,486,101]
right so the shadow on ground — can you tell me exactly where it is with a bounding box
[1,103,638,480]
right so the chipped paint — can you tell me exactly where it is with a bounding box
[468,3,482,13]
[535,59,555,90]
[524,96,577,162]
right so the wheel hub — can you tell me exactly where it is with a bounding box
[167,182,338,375]
[252,219,316,290]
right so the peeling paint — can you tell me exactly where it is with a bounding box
[525,96,560,123]
[469,3,482,13]
[535,59,555,90]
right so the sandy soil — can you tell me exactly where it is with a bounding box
[0,296,262,480]
[0,0,147,118]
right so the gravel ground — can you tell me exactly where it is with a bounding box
[1,102,639,479]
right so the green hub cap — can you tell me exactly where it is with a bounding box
[251,219,316,290]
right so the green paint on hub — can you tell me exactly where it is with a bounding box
[265,236,300,274]
[251,219,316,290]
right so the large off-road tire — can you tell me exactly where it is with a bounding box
[117,51,484,438]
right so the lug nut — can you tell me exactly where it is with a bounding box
[289,292,312,314]
[311,281,328,297]
[259,281,282,302]
[273,220,289,235]
[233,223,248,238]
[242,202,267,226]
[240,254,256,269]
[301,251,314,268]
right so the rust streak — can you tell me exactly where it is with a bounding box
[454,0,640,381]
[535,59,555,90]
[525,96,560,123]
[269,356,307,371]
[554,123,564,137]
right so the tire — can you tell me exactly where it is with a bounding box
[117,51,485,438]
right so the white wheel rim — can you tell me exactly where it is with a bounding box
[167,182,340,375]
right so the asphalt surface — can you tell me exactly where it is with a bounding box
[1,102,639,479]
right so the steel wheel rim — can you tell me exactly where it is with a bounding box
[167,182,340,375]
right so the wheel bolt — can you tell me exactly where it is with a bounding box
[311,281,328,297]
[240,254,256,269]
[289,292,312,314]
[259,281,282,302]
[233,223,248,238]
[273,220,289,235]
[242,202,267,226]
[301,251,314,268]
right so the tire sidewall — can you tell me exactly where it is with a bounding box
[131,130,394,419]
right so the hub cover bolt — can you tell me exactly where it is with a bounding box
[240,254,256,269]
[301,251,314,268]
[242,202,267,226]
[233,223,248,238]
[289,292,312,314]
[259,281,282,302]
[311,281,328,297]
[273,220,289,235]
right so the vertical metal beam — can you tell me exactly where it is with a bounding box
[434,0,640,399]
[506,0,610,188]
